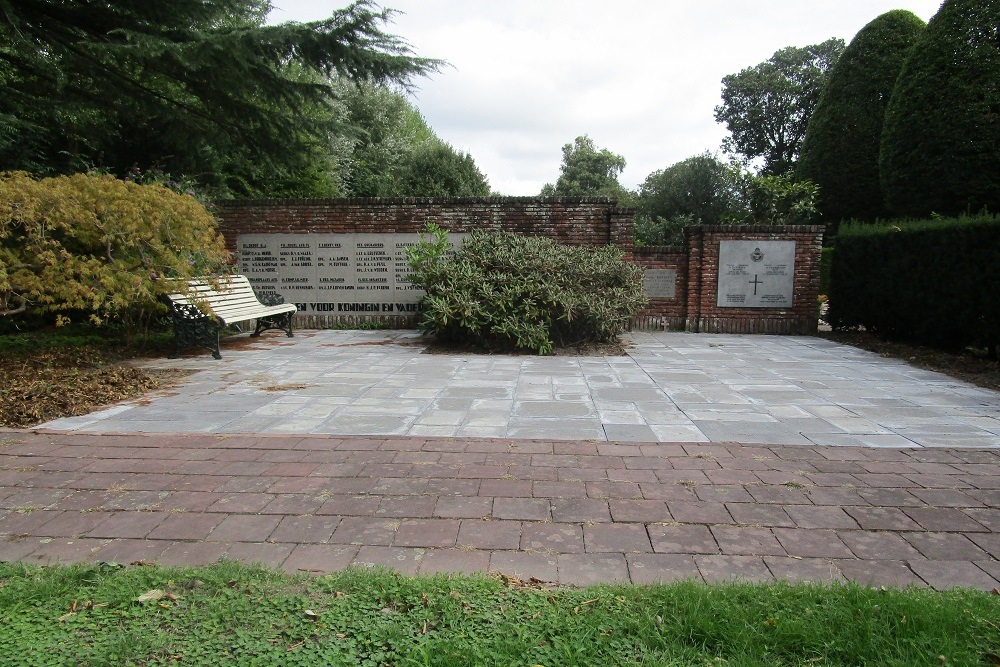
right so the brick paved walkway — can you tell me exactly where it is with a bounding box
[1,430,997,589]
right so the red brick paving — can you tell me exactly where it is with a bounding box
[648,524,719,554]
[457,520,522,550]
[353,546,423,576]
[626,553,701,583]
[558,553,630,586]
[711,526,785,556]
[696,555,773,583]
[420,548,491,575]
[0,430,997,589]
[492,497,552,521]
[520,523,584,553]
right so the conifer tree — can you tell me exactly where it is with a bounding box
[0,1,440,196]
[797,10,925,226]
[879,0,1000,218]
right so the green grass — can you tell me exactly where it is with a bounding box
[0,331,114,354]
[0,562,997,666]
[0,326,175,356]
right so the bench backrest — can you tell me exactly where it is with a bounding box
[165,275,265,323]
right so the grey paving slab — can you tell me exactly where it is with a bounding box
[28,330,1000,447]
[693,420,815,446]
[602,424,659,442]
[506,419,606,440]
[514,401,596,418]
[803,433,921,448]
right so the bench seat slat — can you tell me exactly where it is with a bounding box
[215,305,296,326]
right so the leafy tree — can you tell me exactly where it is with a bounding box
[395,140,491,197]
[715,39,845,175]
[0,172,230,334]
[0,1,439,197]
[339,82,435,197]
[798,11,925,227]
[318,82,489,198]
[879,0,1000,218]
[633,157,817,245]
[634,153,740,245]
[730,171,820,226]
[540,135,632,201]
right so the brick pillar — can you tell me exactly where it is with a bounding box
[684,226,704,332]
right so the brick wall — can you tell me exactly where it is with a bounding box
[682,225,824,334]
[217,198,823,335]
[217,197,631,255]
[629,246,688,330]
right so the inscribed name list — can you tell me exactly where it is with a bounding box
[717,240,795,308]
[237,233,464,315]
[642,269,677,299]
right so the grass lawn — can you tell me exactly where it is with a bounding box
[0,561,997,666]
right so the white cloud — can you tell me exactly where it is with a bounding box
[269,0,944,195]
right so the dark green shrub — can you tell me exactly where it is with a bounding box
[879,0,1000,218]
[827,214,1000,352]
[819,247,834,295]
[406,225,646,355]
[797,10,925,228]
[633,213,693,247]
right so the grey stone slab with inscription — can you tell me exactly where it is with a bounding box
[643,269,677,299]
[237,233,465,317]
[717,241,795,308]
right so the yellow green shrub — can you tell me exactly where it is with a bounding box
[0,171,230,327]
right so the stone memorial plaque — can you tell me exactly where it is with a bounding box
[717,240,795,308]
[642,269,677,299]
[238,233,465,316]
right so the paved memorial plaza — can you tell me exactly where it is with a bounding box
[1,330,998,588]
[40,330,1000,448]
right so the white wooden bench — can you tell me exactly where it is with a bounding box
[162,275,297,359]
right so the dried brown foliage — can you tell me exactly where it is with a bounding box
[1,347,159,427]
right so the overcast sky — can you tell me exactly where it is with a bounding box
[267,1,943,195]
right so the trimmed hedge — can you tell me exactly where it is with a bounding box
[827,214,1000,351]
[797,10,925,227]
[819,247,834,295]
[879,0,1000,218]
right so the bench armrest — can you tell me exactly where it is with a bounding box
[254,291,286,307]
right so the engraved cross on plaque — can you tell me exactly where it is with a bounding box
[749,275,763,295]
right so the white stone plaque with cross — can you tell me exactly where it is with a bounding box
[716,240,795,308]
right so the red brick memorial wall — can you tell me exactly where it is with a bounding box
[216,197,631,327]
[216,198,822,334]
[629,245,688,331]
[680,226,824,335]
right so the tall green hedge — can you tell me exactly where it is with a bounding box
[797,10,925,227]
[879,0,1000,218]
[819,247,834,295]
[827,214,1000,351]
